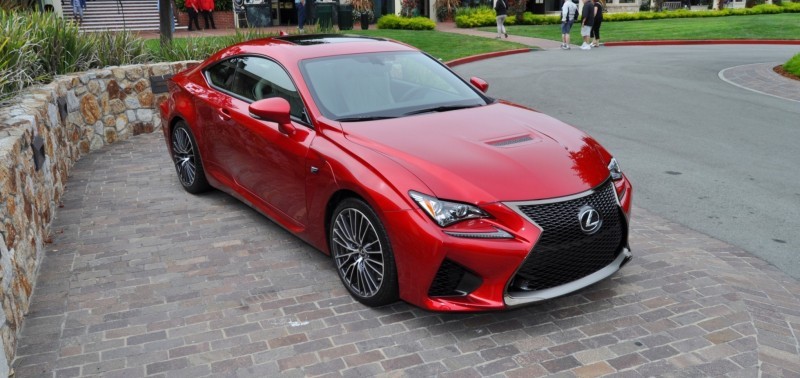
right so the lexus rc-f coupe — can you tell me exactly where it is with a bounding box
[160,35,633,312]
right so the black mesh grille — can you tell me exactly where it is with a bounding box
[511,180,626,292]
[428,260,466,297]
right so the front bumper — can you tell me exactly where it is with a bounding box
[505,247,632,307]
[385,177,632,312]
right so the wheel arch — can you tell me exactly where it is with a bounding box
[323,189,364,254]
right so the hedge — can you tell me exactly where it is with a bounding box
[785,52,800,77]
[377,14,437,30]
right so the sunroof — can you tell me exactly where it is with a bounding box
[276,34,384,45]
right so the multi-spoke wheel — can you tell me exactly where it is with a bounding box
[171,121,210,194]
[330,198,398,307]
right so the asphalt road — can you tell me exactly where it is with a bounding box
[453,45,800,279]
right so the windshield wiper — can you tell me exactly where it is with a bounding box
[402,104,481,116]
[336,115,398,122]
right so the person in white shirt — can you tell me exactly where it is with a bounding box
[560,0,579,50]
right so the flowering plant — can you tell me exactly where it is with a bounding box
[351,0,375,21]
[434,0,460,21]
[506,0,527,22]
[400,0,419,17]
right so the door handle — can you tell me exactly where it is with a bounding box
[217,108,232,120]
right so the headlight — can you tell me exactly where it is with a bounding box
[409,191,488,227]
[608,158,623,181]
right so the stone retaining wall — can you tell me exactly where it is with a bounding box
[0,61,195,375]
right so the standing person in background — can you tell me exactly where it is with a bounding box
[295,0,305,33]
[200,0,217,29]
[580,0,594,50]
[591,0,604,47]
[186,0,202,31]
[72,0,85,24]
[560,0,578,50]
[494,0,508,39]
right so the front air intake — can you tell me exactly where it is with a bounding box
[428,259,482,297]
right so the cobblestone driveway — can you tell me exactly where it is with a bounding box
[13,133,800,377]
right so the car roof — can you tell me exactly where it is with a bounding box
[210,34,419,65]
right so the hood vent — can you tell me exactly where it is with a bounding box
[487,135,534,147]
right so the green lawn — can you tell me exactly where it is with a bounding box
[142,13,798,65]
[144,29,527,62]
[343,29,528,61]
[480,13,800,42]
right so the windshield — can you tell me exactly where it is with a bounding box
[300,51,488,121]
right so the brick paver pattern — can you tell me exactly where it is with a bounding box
[719,62,800,103]
[13,133,800,377]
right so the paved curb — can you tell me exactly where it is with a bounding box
[604,39,800,46]
[446,48,534,67]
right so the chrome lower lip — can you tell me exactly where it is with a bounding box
[503,247,632,307]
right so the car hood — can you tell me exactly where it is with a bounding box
[341,103,611,202]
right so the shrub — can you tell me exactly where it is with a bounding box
[377,14,436,29]
[1,8,197,103]
[400,0,419,17]
[434,0,460,21]
[0,9,39,103]
[520,12,559,25]
[782,1,800,11]
[455,5,496,27]
[751,4,782,13]
[149,29,278,62]
[784,52,800,77]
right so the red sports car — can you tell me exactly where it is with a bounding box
[160,35,633,312]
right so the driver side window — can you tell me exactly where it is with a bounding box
[205,56,307,122]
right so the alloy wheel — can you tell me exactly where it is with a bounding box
[331,208,385,298]
[172,127,197,187]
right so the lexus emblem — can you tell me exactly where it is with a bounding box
[578,205,602,235]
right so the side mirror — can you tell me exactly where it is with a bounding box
[249,97,295,136]
[470,77,489,93]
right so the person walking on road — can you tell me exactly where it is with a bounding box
[200,0,217,29]
[186,0,202,31]
[494,0,508,39]
[560,0,578,50]
[580,0,595,50]
[591,0,604,47]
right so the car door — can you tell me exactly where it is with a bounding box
[200,56,315,228]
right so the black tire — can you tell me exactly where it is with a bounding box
[171,121,211,194]
[330,198,399,307]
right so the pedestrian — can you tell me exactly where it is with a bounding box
[186,0,201,31]
[494,0,508,39]
[580,0,594,50]
[296,0,305,33]
[560,0,578,50]
[200,0,216,30]
[591,0,603,47]
[71,0,85,24]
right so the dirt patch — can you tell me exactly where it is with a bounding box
[773,65,800,82]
